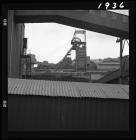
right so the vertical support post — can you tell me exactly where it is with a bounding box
[84,31,87,72]
[120,38,123,84]
[75,46,77,72]
[29,59,31,78]
[89,72,91,82]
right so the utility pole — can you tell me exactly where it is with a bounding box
[84,30,87,72]
[120,38,123,84]
[117,38,129,84]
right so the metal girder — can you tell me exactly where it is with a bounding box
[14,10,129,39]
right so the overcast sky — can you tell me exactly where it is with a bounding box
[25,10,129,64]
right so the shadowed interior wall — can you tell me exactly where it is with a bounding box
[8,10,24,78]
[8,95,129,131]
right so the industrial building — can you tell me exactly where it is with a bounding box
[8,78,129,131]
[8,10,129,79]
[96,62,120,71]
[7,10,129,132]
[95,55,129,84]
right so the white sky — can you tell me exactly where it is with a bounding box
[25,10,129,64]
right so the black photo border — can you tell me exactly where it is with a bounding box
[1,0,135,139]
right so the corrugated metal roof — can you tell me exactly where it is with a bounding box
[8,78,129,99]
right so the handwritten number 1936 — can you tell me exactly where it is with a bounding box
[112,2,117,9]
[119,2,124,8]
[98,2,124,9]
[105,2,110,9]
[98,3,102,9]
